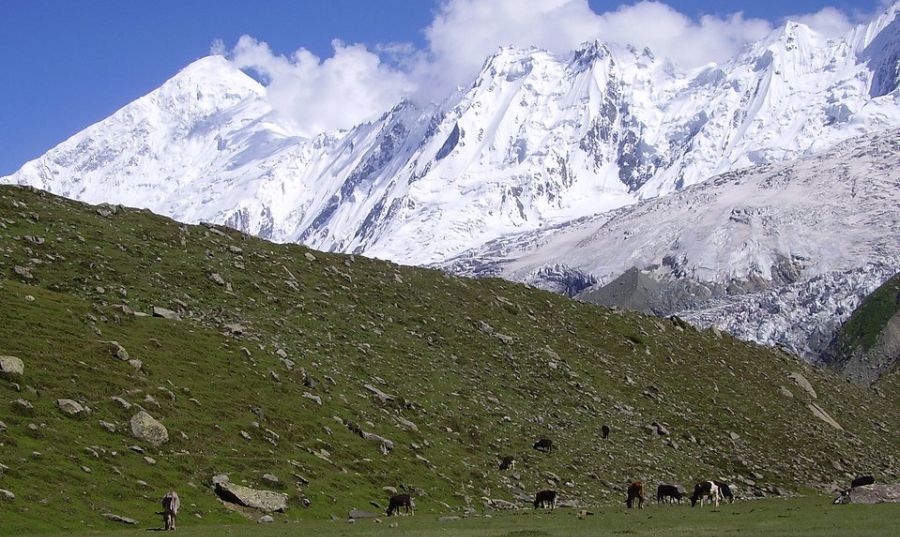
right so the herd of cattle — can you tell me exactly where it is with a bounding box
[383,436,880,517]
[385,434,748,517]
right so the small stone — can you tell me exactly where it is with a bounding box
[258,515,274,524]
[12,398,34,414]
[304,252,316,261]
[209,273,226,286]
[262,473,279,485]
[144,456,156,465]
[0,489,15,501]
[103,513,138,525]
[81,465,92,473]
[99,420,116,433]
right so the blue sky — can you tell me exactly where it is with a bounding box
[0,0,886,175]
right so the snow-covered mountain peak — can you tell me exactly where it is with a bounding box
[5,9,900,266]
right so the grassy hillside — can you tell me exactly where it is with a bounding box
[824,272,900,384]
[0,185,898,533]
[830,273,900,352]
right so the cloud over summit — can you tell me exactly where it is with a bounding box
[221,0,864,136]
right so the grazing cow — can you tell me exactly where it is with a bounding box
[534,489,557,510]
[386,494,415,516]
[851,475,875,488]
[601,425,610,439]
[690,481,721,508]
[626,481,645,509]
[499,456,515,470]
[533,438,553,453]
[161,491,180,531]
[656,484,683,504]
[714,481,735,503]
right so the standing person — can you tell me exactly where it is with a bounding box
[161,491,180,531]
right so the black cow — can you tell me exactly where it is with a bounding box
[851,475,875,488]
[533,438,553,453]
[656,484,683,504]
[386,494,414,516]
[714,481,735,503]
[499,456,515,470]
[601,425,610,439]
[534,489,557,509]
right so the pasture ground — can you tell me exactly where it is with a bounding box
[17,497,900,537]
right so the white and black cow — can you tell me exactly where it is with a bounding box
[690,481,721,508]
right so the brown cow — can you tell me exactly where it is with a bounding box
[626,481,644,509]
[499,456,515,470]
[533,438,553,453]
[534,489,557,509]
[386,494,414,516]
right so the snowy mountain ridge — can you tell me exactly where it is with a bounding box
[5,6,900,266]
[3,5,900,361]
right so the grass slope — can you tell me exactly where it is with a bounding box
[22,498,900,537]
[828,272,900,354]
[0,185,898,533]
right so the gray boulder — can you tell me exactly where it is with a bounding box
[214,479,287,512]
[56,399,88,417]
[837,484,900,504]
[129,411,169,446]
[152,306,180,320]
[0,356,24,379]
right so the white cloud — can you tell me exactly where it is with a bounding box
[221,1,880,136]
[229,36,414,136]
[787,7,853,37]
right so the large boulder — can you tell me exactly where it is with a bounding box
[129,411,168,446]
[0,356,24,380]
[844,484,900,504]
[214,478,287,512]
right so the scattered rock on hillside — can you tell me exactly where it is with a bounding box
[56,399,88,417]
[108,342,129,361]
[258,515,274,524]
[103,513,138,525]
[99,420,116,433]
[0,356,24,379]
[129,411,169,446]
[214,477,288,512]
[152,306,180,320]
[348,509,379,519]
[12,398,34,415]
[209,273,226,286]
[0,489,14,501]
[808,403,843,430]
[789,372,817,399]
[13,265,33,280]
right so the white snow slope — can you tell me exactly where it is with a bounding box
[3,5,900,360]
[442,128,900,360]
